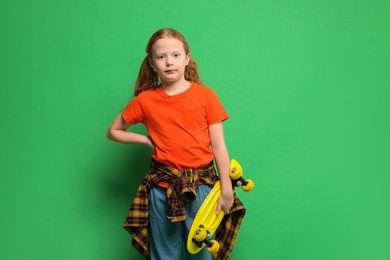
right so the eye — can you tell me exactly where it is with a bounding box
[156,55,165,60]
[173,53,180,58]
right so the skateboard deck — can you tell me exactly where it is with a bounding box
[187,159,254,254]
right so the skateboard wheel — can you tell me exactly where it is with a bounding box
[229,159,243,180]
[194,227,207,241]
[229,168,242,180]
[206,240,220,253]
[242,179,254,192]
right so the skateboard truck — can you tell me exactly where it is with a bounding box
[230,160,254,192]
[192,225,220,253]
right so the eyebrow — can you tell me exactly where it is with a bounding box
[153,50,181,56]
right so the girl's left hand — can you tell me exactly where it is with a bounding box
[216,189,234,215]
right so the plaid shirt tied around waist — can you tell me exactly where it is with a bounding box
[123,159,246,259]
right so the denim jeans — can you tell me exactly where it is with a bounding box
[149,185,213,260]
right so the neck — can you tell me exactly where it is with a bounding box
[161,79,191,96]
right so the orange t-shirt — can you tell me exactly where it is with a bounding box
[122,82,229,170]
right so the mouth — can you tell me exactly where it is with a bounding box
[164,69,176,73]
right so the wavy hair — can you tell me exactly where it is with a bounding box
[133,28,202,96]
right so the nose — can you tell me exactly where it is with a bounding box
[165,56,172,66]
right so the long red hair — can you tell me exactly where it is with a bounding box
[134,28,202,96]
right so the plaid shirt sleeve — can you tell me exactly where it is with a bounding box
[213,194,246,259]
[123,176,151,259]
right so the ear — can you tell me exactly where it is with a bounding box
[148,58,156,71]
[185,53,190,66]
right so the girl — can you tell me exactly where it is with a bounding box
[107,28,244,259]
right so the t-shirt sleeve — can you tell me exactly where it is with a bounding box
[206,89,229,125]
[121,96,143,125]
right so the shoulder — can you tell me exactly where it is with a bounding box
[137,87,159,98]
[191,82,218,97]
[132,87,159,103]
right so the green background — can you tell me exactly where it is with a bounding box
[1,0,389,259]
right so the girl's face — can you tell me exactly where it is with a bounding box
[150,37,190,85]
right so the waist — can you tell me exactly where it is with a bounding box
[150,158,215,189]
[157,180,203,189]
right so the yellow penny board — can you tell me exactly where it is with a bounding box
[187,159,253,254]
[187,179,225,254]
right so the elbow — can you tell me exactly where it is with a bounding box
[106,129,114,140]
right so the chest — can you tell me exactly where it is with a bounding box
[142,96,208,129]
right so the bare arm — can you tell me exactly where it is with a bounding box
[106,114,154,149]
[209,122,234,214]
